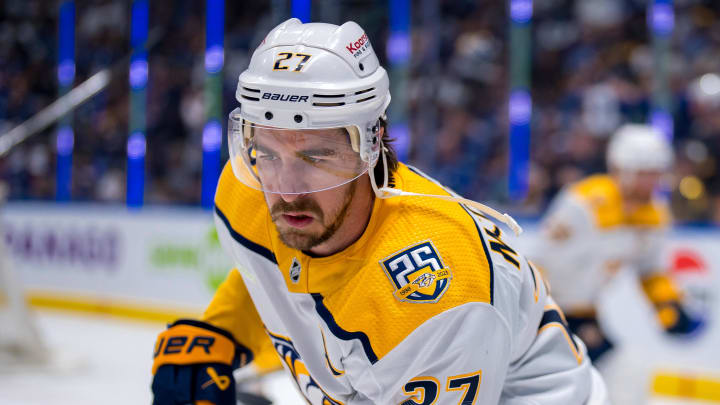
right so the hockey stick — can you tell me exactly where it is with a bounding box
[0,27,165,158]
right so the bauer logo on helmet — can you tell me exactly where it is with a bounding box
[261,93,309,103]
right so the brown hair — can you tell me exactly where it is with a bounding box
[372,116,399,188]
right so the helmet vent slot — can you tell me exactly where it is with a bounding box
[355,88,374,95]
[313,93,345,98]
[241,95,260,101]
[356,95,376,103]
[242,87,261,93]
[312,102,346,107]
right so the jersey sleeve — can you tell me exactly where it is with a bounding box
[204,163,282,372]
[201,268,280,371]
[493,242,596,404]
[201,207,282,372]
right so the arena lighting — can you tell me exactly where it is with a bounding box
[508,0,532,200]
[698,73,720,97]
[292,0,311,23]
[56,1,75,201]
[201,0,224,209]
[650,0,674,36]
[127,0,148,207]
[387,0,411,162]
[510,0,532,23]
[649,0,674,140]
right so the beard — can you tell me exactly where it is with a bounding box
[270,180,357,252]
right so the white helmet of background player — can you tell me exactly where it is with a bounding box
[228,18,390,195]
[607,124,674,173]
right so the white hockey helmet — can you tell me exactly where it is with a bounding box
[228,19,524,236]
[228,18,391,195]
[607,124,674,172]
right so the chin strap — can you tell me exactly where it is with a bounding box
[368,146,523,236]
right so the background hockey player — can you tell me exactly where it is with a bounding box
[526,124,705,403]
[151,19,608,405]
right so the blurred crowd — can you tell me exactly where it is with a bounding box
[1,0,719,223]
[407,0,720,223]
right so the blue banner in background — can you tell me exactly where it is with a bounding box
[57,1,75,87]
[201,120,222,209]
[127,0,148,208]
[388,0,411,162]
[56,1,75,202]
[201,0,225,210]
[292,0,311,23]
[508,0,533,201]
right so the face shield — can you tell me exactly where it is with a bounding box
[228,108,370,194]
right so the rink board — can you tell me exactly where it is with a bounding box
[2,203,720,402]
[2,202,227,321]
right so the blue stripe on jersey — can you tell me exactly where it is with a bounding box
[526,258,538,293]
[540,309,579,352]
[214,205,277,265]
[461,205,495,306]
[311,293,378,364]
[405,165,495,306]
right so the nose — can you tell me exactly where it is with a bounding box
[279,192,302,203]
[275,172,303,201]
[273,161,311,197]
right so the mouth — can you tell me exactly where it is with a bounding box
[281,213,315,228]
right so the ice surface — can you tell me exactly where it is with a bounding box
[0,310,305,405]
[0,309,710,405]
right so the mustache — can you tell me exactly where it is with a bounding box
[270,197,324,220]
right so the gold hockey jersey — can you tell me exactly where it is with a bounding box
[207,163,607,404]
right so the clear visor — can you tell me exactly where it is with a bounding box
[228,108,369,194]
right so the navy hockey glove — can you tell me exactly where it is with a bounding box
[151,319,252,405]
[641,274,705,338]
[659,301,705,337]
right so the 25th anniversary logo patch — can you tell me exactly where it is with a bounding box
[380,240,451,303]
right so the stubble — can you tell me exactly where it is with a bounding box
[270,181,357,251]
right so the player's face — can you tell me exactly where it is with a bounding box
[265,179,358,252]
[256,126,374,253]
[256,127,363,252]
[620,170,663,202]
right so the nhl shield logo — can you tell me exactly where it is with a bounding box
[289,257,301,283]
[380,240,451,303]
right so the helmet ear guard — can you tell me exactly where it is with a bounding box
[350,119,382,166]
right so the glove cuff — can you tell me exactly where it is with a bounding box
[152,319,252,375]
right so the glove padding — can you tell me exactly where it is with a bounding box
[152,319,252,405]
[658,301,705,337]
[641,274,705,338]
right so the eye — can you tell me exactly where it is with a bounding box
[257,152,278,161]
[299,149,337,164]
[305,156,323,164]
[299,152,328,164]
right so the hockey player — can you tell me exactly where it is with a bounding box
[526,124,704,364]
[151,19,607,405]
